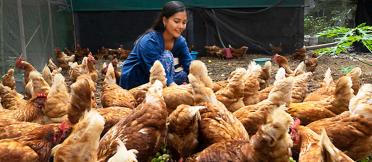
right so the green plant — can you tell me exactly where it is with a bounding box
[340,66,353,74]
[358,156,372,162]
[304,16,331,35]
[151,145,170,162]
[289,157,297,162]
[315,23,372,55]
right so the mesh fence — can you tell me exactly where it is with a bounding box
[0,0,73,90]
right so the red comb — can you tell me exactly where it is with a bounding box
[36,92,47,98]
[59,120,70,130]
[16,56,24,62]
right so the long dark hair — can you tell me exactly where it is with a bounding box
[152,1,186,32]
[134,1,186,45]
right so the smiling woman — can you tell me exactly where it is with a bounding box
[119,1,192,89]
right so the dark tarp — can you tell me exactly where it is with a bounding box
[354,0,372,52]
[71,0,303,11]
[76,6,304,55]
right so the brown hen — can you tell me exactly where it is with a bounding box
[52,110,105,162]
[129,60,166,105]
[0,123,70,162]
[0,82,26,110]
[216,68,247,112]
[1,68,16,90]
[15,56,37,85]
[188,63,249,148]
[187,107,294,162]
[242,61,262,106]
[297,126,353,162]
[288,76,354,125]
[97,80,168,162]
[44,73,69,122]
[101,63,136,108]
[234,71,294,136]
[307,83,372,160]
[167,105,205,159]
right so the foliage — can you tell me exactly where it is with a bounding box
[151,146,170,162]
[358,156,372,162]
[340,66,353,74]
[315,23,372,55]
[304,16,331,35]
[306,0,356,27]
[289,157,297,162]
[330,9,354,27]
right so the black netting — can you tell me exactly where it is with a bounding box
[76,7,304,55]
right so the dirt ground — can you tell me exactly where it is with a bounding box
[198,53,372,84]
[89,52,372,108]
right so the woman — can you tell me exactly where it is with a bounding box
[119,1,192,89]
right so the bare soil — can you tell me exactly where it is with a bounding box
[198,53,372,84]
[87,52,372,108]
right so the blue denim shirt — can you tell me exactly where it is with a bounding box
[119,31,192,89]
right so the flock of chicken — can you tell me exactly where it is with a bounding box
[0,48,371,162]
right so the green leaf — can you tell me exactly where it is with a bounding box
[316,24,372,56]
[340,66,353,74]
[289,157,297,162]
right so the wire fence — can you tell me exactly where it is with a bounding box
[0,0,74,81]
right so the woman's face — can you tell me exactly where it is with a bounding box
[163,11,187,38]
